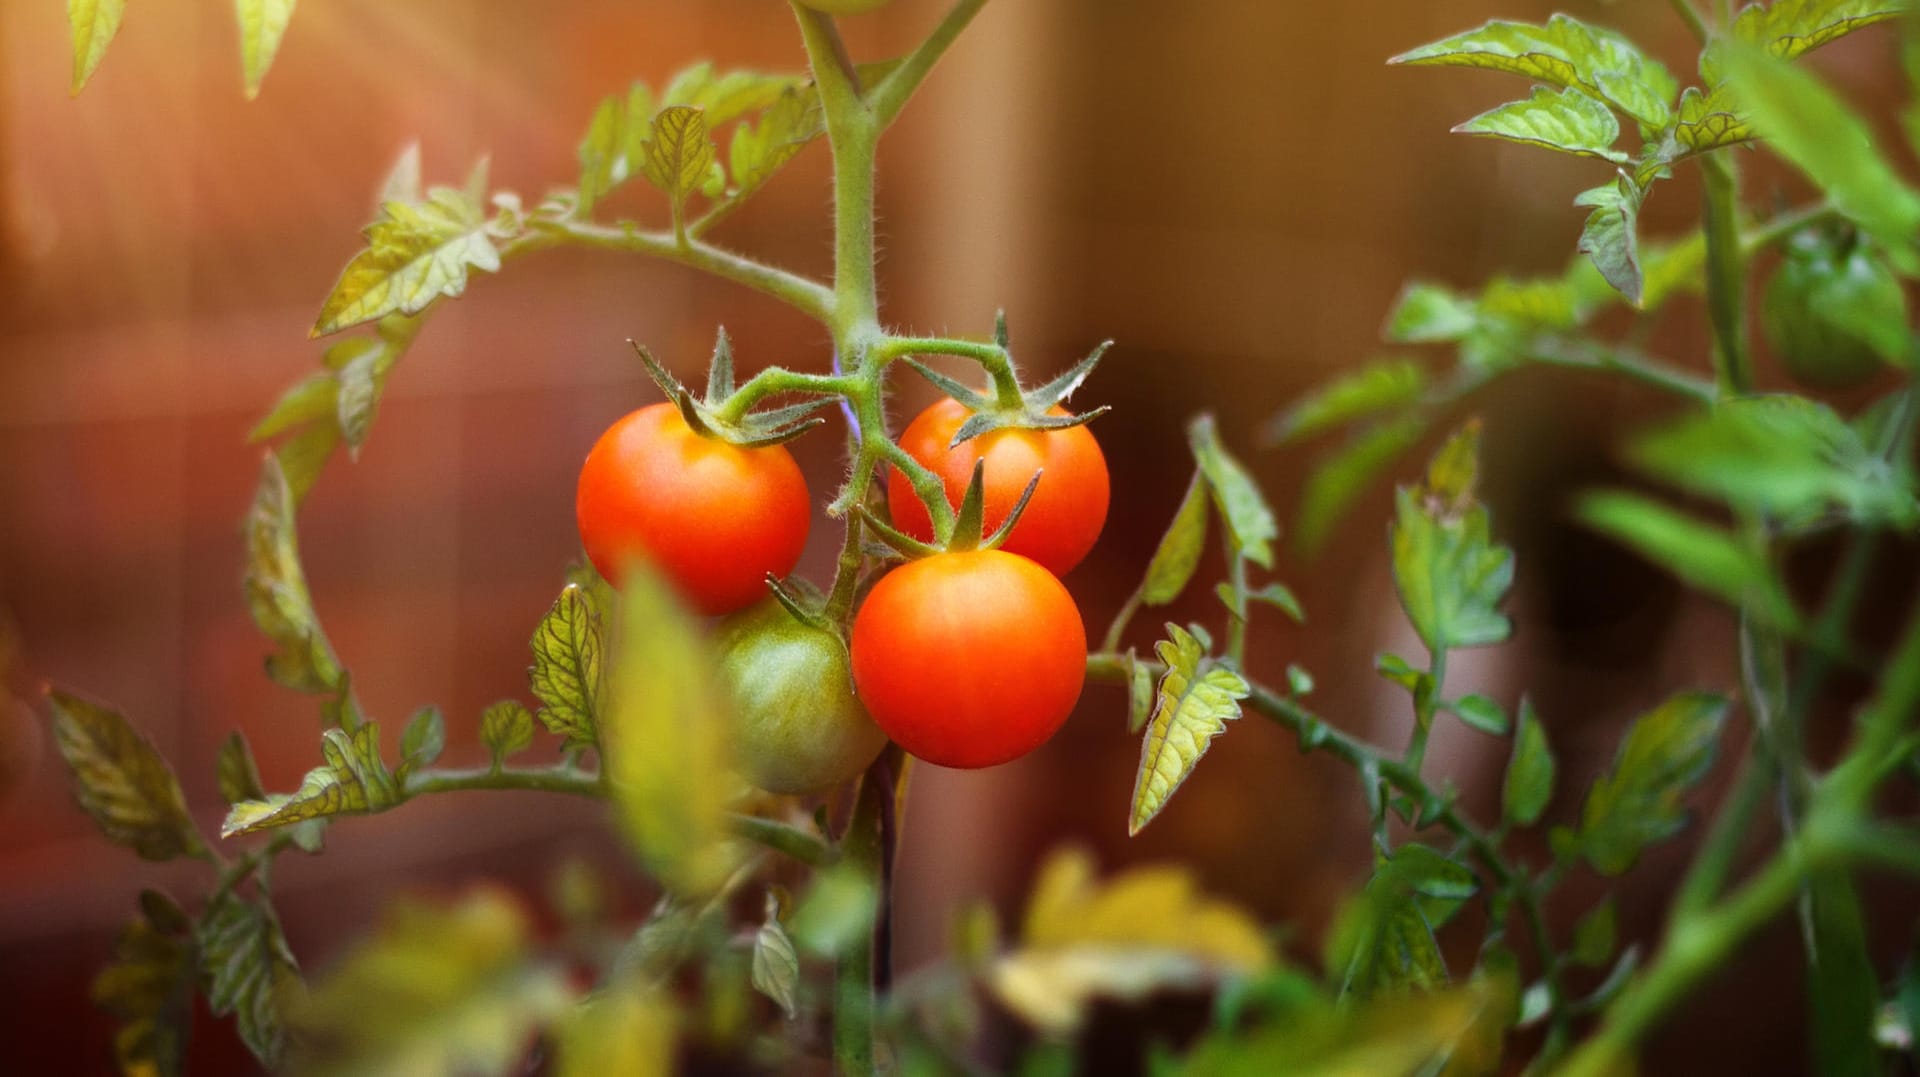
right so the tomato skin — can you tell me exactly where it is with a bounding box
[577,403,810,616]
[850,550,1086,769]
[886,398,1109,576]
[713,599,887,795]
[1762,243,1908,390]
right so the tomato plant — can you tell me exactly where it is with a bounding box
[576,402,812,616]
[34,2,1920,1076]
[851,549,1086,769]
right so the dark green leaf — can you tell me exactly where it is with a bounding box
[530,584,604,751]
[1391,14,1679,128]
[48,690,203,861]
[1447,694,1510,736]
[1502,700,1556,827]
[216,731,267,806]
[398,706,446,780]
[1576,176,1647,305]
[1327,858,1450,998]
[222,723,400,836]
[1571,897,1617,968]
[1267,360,1428,444]
[198,893,299,1066]
[93,900,195,1077]
[1580,692,1729,874]
[1455,86,1627,161]
[1297,414,1429,556]
[1388,844,1480,900]
[480,700,536,768]
[1142,471,1210,605]
[1577,492,1801,629]
[1807,868,1880,1077]
[1188,416,1278,569]
[1130,624,1250,835]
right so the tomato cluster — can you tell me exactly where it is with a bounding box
[575,390,1105,787]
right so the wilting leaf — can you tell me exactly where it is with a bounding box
[48,690,203,861]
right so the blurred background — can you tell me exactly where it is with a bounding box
[2,1,1917,1073]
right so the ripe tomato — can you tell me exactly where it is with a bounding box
[713,598,886,795]
[886,398,1109,576]
[850,550,1086,769]
[1762,239,1908,390]
[577,403,810,616]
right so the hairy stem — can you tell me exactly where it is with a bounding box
[539,218,835,324]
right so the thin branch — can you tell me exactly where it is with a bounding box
[536,218,836,325]
[870,0,992,128]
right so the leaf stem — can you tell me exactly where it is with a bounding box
[1526,338,1718,405]
[535,218,836,325]
[1668,0,1711,44]
[1700,153,1751,395]
[401,764,604,798]
[834,757,890,1074]
[712,367,859,424]
[869,0,991,127]
[878,335,1026,409]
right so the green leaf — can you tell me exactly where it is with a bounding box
[93,899,195,1077]
[1142,471,1210,605]
[1577,492,1801,628]
[334,344,392,453]
[68,0,127,94]
[198,893,299,1066]
[1571,897,1618,968]
[243,454,342,693]
[1383,283,1479,343]
[1297,414,1429,556]
[1721,44,1920,271]
[577,81,657,214]
[234,0,296,99]
[1375,653,1426,693]
[1129,625,1251,835]
[1455,86,1627,161]
[398,706,446,780]
[479,700,535,769]
[48,690,203,861]
[1389,844,1480,900]
[642,105,718,224]
[661,62,797,122]
[286,891,573,1076]
[1390,429,1515,653]
[1807,868,1880,1077]
[1248,582,1305,623]
[250,371,337,442]
[1704,0,1907,84]
[1447,694,1509,736]
[1501,700,1556,827]
[216,731,267,806]
[1266,360,1427,444]
[1391,14,1679,129]
[1285,664,1315,696]
[1641,231,1709,309]
[1188,415,1278,569]
[312,185,499,336]
[1327,851,1450,998]
[726,87,824,206]
[1575,176,1647,305]
[751,893,800,1020]
[1628,392,1919,530]
[221,722,400,836]
[1579,691,1729,875]
[530,584,604,751]
[1183,979,1511,1077]
[604,564,738,897]
[1127,651,1154,735]
[1671,86,1753,154]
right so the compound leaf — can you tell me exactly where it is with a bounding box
[221,723,399,836]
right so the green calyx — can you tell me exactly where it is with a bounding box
[905,316,1114,449]
[857,458,1042,561]
[631,330,835,449]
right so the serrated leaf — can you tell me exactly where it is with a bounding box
[1671,85,1753,154]
[1298,414,1429,556]
[642,105,717,223]
[216,731,266,806]
[577,81,657,213]
[1578,492,1801,629]
[313,186,499,336]
[991,849,1272,1036]
[1142,471,1209,605]
[286,890,573,1076]
[751,894,800,1020]
[1130,625,1250,835]
[1580,692,1729,875]
[1571,897,1617,968]
[1127,652,1154,734]
[48,690,203,861]
[243,454,342,693]
[1502,700,1555,827]
[1188,415,1278,569]
[1390,434,1515,652]
[198,893,299,1066]
[604,565,737,897]
[1576,176,1647,305]
[234,0,296,100]
[222,723,399,836]
[1456,86,1628,161]
[530,584,604,750]
[1268,360,1428,444]
[727,87,825,206]
[68,0,127,94]
[93,901,195,1077]
[1722,44,1920,271]
[1703,0,1906,84]
[1448,694,1509,736]
[479,700,535,768]
[1392,14,1679,128]
[398,706,445,780]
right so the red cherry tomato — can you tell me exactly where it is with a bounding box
[576,403,810,616]
[886,399,1109,576]
[850,550,1086,768]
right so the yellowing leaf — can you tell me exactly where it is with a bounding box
[312,187,499,336]
[234,0,296,100]
[1129,625,1249,836]
[48,690,203,862]
[216,731,267,806]
[68,0,127,95]
[642,105,718,227]
[243,454,343,693]
[553,983,677,1077]
[93,899,195,1077]
[604,565,738,897]
[1141,470,1209,606]
[991,849,1272,1036]
[1580,692,1729,874]
[479,700,536,768]
[529,584,604,750]
[221,723,399,836]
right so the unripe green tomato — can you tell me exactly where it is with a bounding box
[1762,242,1908,390]
[798,0,896,13]
[712,599,887,795]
